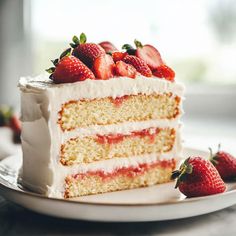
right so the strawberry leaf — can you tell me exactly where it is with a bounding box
[80,33,87,44]
[72,35,80,44]
[59,48,71,59]
[122,44,134,50]
[51,59,59,66]
[134,39,143,48]
[46,67,55,73]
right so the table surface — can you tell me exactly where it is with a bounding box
[1,118,236,236]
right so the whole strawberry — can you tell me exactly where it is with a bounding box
[71,33,105,68]
[210,145,236,180]
[46,48,95,83]
[122,55,152,77]
[172,156,226,197]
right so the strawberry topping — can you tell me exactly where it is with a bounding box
[135,40,164,70]
[71,34,105,68]
[114,61,137,79]
[153,65,175,81]
[112,51,128,62]
[50,55,95,83]
[93,54,115,80]
[99,41,118,53]
[123,55,152,77]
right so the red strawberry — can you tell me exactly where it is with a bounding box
[49,55,95,83]
[153,65,175,81]
[210,146,236,180]
[122,55,152,77]
[112,52,128,62]
[71,34,105,67]
[99,41,118,53]
[93,54,115,80]
[9,115,21,133]
[172,157,226,197]
[134,40,164,70]
[115,61,137,79]
[9,115,21,143]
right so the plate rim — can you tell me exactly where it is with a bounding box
[0,147,236,207]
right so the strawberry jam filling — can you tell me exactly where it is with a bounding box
[96,127,160,145]
[73,159,176,181]
[110,95,129,107]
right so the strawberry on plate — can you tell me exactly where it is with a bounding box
[115,61,137,79]
[153,65,175,82]
[134,39,164,71]
[46,49,95,83]
[71,33,105,67]
[99,41,118,53]
[172,156,226,198]
[210,145,236,180]
[122,55,152,77]
[93,54,115,80]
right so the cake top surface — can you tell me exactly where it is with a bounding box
[19,74,185,101]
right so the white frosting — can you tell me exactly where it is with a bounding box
[19,73,184,99]
[19,74,185,198]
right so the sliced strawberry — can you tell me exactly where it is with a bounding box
[134,40,164,70]
[50,55,95,83]
[123,55,152,77]
[115,61,137,79]
[93,54,115,80]
[153,65,175,82]
[112,52,128,62]
[99,41,118,53]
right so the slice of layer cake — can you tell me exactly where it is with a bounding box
[19,34,184,198]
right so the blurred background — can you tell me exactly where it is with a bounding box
[0,0,236,154]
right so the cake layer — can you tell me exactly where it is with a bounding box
[58,93,180,131]
[65,159,176,197]
[61,127,176,165]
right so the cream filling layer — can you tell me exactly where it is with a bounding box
[61,119,182,142]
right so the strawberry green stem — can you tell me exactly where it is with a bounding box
[134,39,143,48]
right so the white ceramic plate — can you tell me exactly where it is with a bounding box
[0,147,236,222]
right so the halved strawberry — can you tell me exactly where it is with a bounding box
[122,55,152,77]
[47,52,95,83]
[93,54,115,80]
[71,33,105,68]
[134,40,164,71]
[99,41,118,53]
[112,52,128,62]
[115,61,137,79]
[153,65,175,82]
